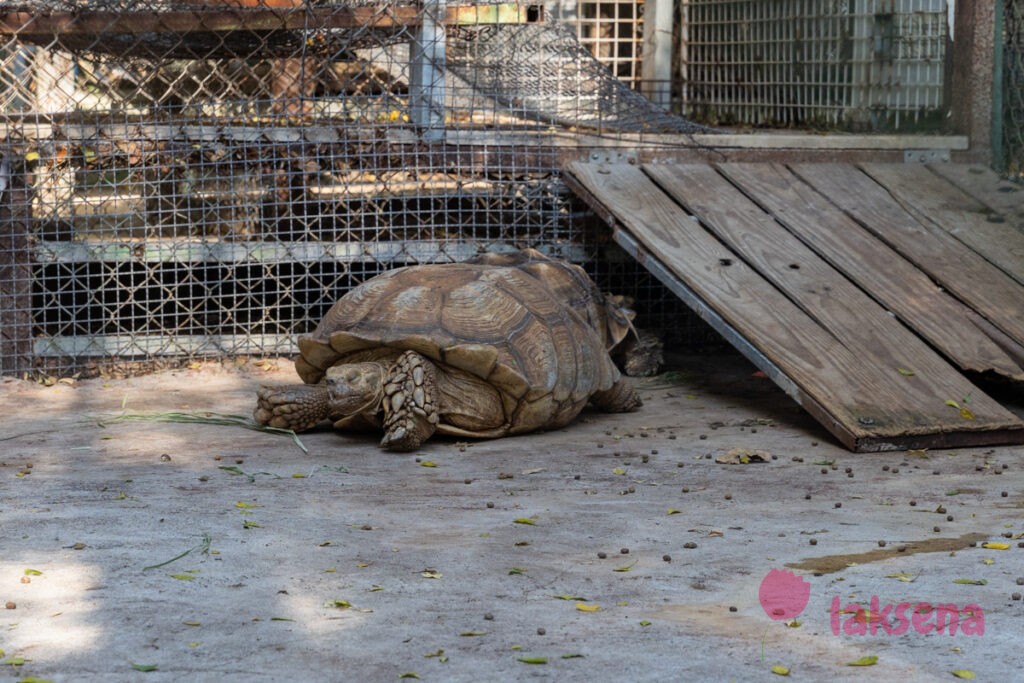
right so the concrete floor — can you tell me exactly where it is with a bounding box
[1,354,1021,682]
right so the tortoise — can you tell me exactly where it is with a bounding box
[254,249,642,451]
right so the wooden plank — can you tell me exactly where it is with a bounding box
[714,162,1024,382]
[644,163,1018,426]
[926,163,1024,224]
[860,163,1024,286]
[792,163,1024,349]
[565,161,1024,451]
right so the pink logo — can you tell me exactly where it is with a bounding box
[759,569,811,620]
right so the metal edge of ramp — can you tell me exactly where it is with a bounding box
[563,161,1024,453]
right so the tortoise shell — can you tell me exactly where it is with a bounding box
[294,252,623,433]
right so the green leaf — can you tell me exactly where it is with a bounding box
[613,560,638,572]
[242,520,263,529]
[612,467,626,475]
[398,673,421,679]
[459,631,487,637]
[952,579,987,585]
[169,574,195,581]
[270,617,295,622]
[551,594,587,601]
[183,620,201,626]
[3,657,27,666]
[667,509,681,515]
[951,670,976,680]
[560,653,584,659]
[235,501,258,509]
[130,662,158,672]
[419,461,438,468]
[639,620,652,626]
[508,567,528,575]
[23,569,43,576]
[517,657,548,665]
[325,599,352,608]
[513,518,537,525]
[846,655,878,667]
[771,664,791,676]
[897,368,915,376]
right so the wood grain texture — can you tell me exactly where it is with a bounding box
[792,163,1024,348]
[926,163,1024,222]
[860,163,1024,287]
[644,162,1015,425]
[565,161,1024,449]
[714,162,1024,381]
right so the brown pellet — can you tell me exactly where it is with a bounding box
[809,539,817,546]
[834,502,842,508]
[684,542,697,549]
[1002,491,1009,497]
[933,526,941,532]
[947,515,954,522]
[597,552,607,559]
[537,627,546,635]
[1013,593,1022,601]
[909,500,916,506]
[620,548,630,554]
[662,555,672,562]
[729,606,738,612]
[877,540,886,547]
[5,602,14,609]
[486,502,494,508]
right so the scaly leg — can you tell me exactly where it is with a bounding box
[380,351,440,451]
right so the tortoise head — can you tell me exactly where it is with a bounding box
[254,362,387,432]
[322,362,388,421]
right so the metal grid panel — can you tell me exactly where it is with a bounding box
[1005,0,1024,177]
[684,0,949,130]
[576,0,644,86]
[0,0,707,377]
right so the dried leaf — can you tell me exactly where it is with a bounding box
[183,620,201,626]
[771,665,791,676]
[981,559,995,565]
[270,617,294,622]
[169,574,195,581]
[420,569,442,579]
[575,602,601,612]
[716,448,770,464]
[130,662,158,672]
[24,151,40,162]
[560,653,584,659]
[667,508,682,515]
[513,518,537,526]
[508,567,528,575]
[981,542,1010,550]
[517,657,548,664]
[325,599,352,608]
[884,572,918,583]
[612,467,626,475]
[459,631,487,637]
[783,619,801,628]
[521,468,546,475]
[235,501,258,509]
[952,579,987,585]
[551,594,586,601]
[897,368,915,376]
[846,655,878,666]
[951,670,975,680]
[398,673,421,679]
[242,520,262,529]
[613,560,638,572]
[419,460,438,468]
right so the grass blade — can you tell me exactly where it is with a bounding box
[95,411,307,453]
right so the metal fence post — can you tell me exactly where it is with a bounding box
[409,0,447,141]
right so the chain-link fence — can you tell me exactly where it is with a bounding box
[0,0,714,378]
[1004,0,1024,177]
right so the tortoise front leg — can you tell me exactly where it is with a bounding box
[255,384,333,432]
[380,350,440,451]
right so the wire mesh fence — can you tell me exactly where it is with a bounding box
[0,0,714,378]
[683,0,950,130]
[1004,0,1024,177]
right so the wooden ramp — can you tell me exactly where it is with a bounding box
[564,162,1024,452]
